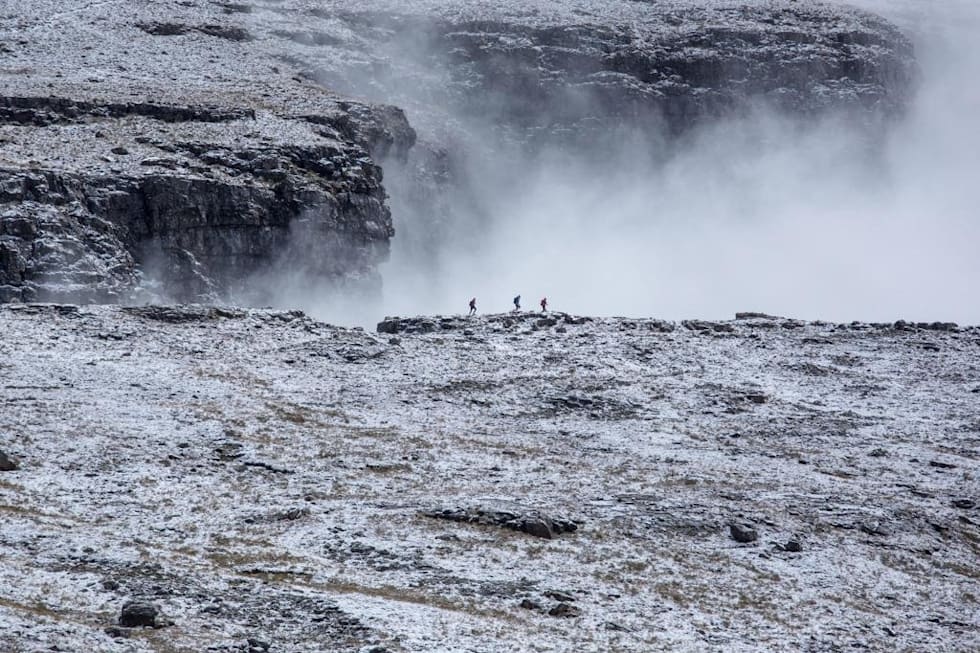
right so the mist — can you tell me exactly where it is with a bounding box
[287,1,980,325]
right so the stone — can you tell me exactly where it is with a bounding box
[519,598,542,610]
[548,603,582,618]
[118,600,159,627]
[0,450,17,471]
[783,540,803,553]
[952,499,975,510]
[423,504,578,539]
[521,518,555,540]
[729,523,758,543]
[247,638,271,652]
[802,337,833,345]
[860,522,890,537]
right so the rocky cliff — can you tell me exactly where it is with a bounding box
[0,0,915,305]
[0,1,413,304]
[294,0,914,143]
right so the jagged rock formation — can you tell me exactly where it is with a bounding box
[0,0,915,304]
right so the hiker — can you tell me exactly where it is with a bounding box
[540,297,548,312]
[468,297,477,316]
[513,295,521,312]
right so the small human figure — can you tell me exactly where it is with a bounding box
[468,297,477,316]
[513,295,521,312]
[540,297,548,312]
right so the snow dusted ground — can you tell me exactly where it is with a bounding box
[0,304,978,652]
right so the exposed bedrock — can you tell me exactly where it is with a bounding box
[285,0,915,145]
[0,1,414,304]
[0,98,410,303]
[263,0,917,271]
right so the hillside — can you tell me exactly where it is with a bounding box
[1,304,977,651]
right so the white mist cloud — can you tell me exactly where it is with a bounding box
[372,0,980,324]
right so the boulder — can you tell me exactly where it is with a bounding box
[0,450,17,471]
[118,601,159,628]
[729,523,758,543]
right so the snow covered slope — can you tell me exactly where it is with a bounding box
[1,304,977,651]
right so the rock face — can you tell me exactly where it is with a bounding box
[0,1,413,304]
[249,0,917,283]
[0,95,413,304]
[0,1,915,304]
[302,0,914,143]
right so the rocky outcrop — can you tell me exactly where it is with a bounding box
[285,0,915,145]
[423,504,580,540]
[0,111,397,303]
[0,2,414,305]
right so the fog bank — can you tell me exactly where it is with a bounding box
[360,2,975,325]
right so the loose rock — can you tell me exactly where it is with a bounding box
[0,450,17,471]
[118,600,160,628]
[729,523,758,543]
[519,598,542,610]
[247,638,271,652]
[548,603,582,618]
